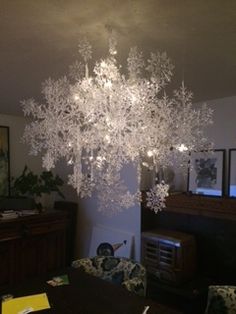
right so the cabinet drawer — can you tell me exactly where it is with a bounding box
[24,218,68,236]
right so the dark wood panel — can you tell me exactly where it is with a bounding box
[141,191,236,223]
[166,193,236,220]
[0,210,69,290]
[0,241,15,287]
[54,201,78,265]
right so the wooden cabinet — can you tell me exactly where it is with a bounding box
[141,192,236,231]
[165,193,236,220]
[0,210,68,290]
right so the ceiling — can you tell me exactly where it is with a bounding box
[1,0,236,116]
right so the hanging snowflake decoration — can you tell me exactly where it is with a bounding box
[22,34,213,215]
[146,182,169,214]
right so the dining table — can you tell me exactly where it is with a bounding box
[0,267,183,314]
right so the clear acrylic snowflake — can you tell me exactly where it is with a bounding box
[146,182,169,214]
[21,34,213,215]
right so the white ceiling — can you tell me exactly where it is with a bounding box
[1,0,236,116]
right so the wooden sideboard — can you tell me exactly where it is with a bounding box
[142,192,236,227]
[165,193,236,220]
[0,210,69,291]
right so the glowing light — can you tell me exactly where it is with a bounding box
[177,144,188,152]
[147,150,154,157]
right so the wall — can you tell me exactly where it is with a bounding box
[53,159,78,203]
[203,96,236,149]
[74,96,236,262]
[141,95,236,193]
[75,162,141,261]
[0,113,77,204]
[0,114,42,178]
[190,96,236,194]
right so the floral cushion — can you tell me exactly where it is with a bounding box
[205,285,236,314]
[72,256,146,296]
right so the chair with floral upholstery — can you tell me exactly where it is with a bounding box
[205,285,236,314]
[72,256,146,297]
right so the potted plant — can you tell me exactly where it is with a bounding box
[11,166,64,209]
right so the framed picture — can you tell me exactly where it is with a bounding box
[228,149,236,197]
[187,149,225,197]
[0,126,10,196]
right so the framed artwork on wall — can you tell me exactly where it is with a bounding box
[187,149,225,197]
[228,149,236,197]
[0,126,10,196]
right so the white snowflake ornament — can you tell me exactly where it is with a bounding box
[146,182,169,214]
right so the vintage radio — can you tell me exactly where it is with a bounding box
[141,229,196,284]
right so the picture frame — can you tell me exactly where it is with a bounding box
[187,149,225,197]
[228,149,236,197]
[0,126,10,196]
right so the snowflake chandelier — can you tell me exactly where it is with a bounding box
[22,34,213,215]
